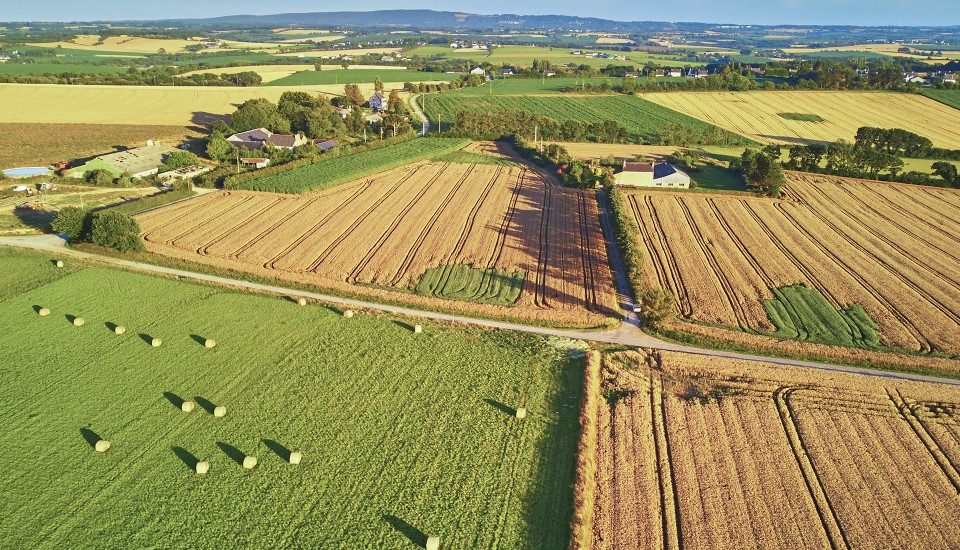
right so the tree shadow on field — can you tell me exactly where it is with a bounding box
[190,111,228,134]
[263,438,292,461]
[171,446,200,471]
[382,514,426,547]
[194,396,216,414]
[163,391,186,410]
[216,442,246,466]
[80,427,102,449]
[484,398,517,417]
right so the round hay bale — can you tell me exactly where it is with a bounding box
[72,317,85,326]
[94,439,111,453]
[242,456,258,469]
[426,535,440,550]
[55,260,64,268]
[195,460,210,474]
[181,400,196,413]
[38,307,50,317]
[204,339,216,349]
[150,338,162,347]
[213,405,227,418]
[288,451,303,465]
[343,309,354,318]
[114,325,126,335]
[515,407,528,420]
[296,297,307,306]
[414,324,423,334]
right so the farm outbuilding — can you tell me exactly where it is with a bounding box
[67,142,177,179]
[614,161,690,189]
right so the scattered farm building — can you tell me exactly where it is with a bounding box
[668,68,683,77]
[240,158,271,169]
[227,128,309,150]
[500,67,515,76]
[470,67,485,76]
[158,165,212,181]
[614,161,690,189]
[67,142,177,179]
[369,91,386,112]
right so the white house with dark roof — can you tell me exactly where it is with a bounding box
[614,161,690,189]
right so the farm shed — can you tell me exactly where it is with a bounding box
[240,158,270,169]
[67,142,177,179]
[614,161,690,189]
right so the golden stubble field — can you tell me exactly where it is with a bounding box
[134,157,617,327]
[574,349,960,549]
[0,84,412,128]
[626,172,960,358]
[640,91,960,149]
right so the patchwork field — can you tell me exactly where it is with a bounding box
[625,172,960,355]
[267,68,458,87]
[406,45,702,68]
[423,94,749,144]
[135,153,617,326]
[924,90,960,111]
[28,35,202,54]
[180,64,412,83]
[640,91,960,149]
[0,123,199,168]
[578,349,960,549]
[0,246,581,547]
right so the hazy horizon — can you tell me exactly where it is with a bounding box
[2,1,959,27]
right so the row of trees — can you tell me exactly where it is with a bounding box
[0,66,263,87]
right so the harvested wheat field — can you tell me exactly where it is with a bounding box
[640,91,960,149]
[626,172,960,355]
[135,160,617,326]
[575,349,960,550]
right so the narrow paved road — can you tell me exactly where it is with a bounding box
[409,94,430,136]
[2,233,957,387]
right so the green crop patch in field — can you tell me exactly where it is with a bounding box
[267,68,457,86]
[922,90,960,111]
[432,150,519,166]
[236,138,470,193]
[414,264,525,306]
[422,93,748,144]
[763,284,880,348]
[0,250,580,548]
[777,112,825,122]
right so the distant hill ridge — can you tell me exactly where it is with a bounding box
[192,9,691,32]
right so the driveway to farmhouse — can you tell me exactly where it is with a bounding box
[2,233,957,387]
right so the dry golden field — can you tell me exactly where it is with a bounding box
[577,349,960,549]
[626,172,960,355]
[134,157,617,326]
[275,47,402,58]
[640,91,960,149]
[28,34,201,54]
[0,84,394,128]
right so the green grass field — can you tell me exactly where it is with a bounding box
[267,68,458,86]
[235,138,469,193]
[763,284,879,348]
[421,93,747,144]
[0,246,581,547]
[689,164,748,191]
[414,265,525,306]
[922,90,960,111]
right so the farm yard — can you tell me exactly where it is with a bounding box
[0,246,581,548]
[0,122,199,169]
[421,94,748,144]
[578,349,960,549]
[625,172,960,355]
[135,151,617,327]
[639,91,960,149]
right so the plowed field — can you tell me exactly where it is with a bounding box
[135,161,616,326]
[580,349,960,549]
[625,172,960,354]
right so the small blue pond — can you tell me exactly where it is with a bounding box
[3,166,52,178]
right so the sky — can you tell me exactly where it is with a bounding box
[2,0,958,26]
